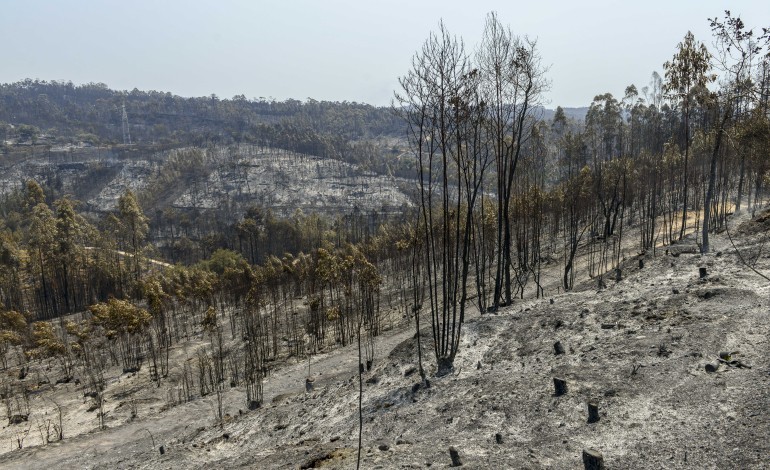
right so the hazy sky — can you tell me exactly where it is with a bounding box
[1,1,768,108]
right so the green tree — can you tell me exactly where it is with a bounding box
[702,12,770,253]
[27,201,56,319]
[24,180,46,210]
[90,298,151,371]
[664,31,714,239]
[17,124,40,143]
[53,197,95,315]
[0,309,27,369]
[116,190,149,284]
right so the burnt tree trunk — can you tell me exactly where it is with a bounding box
[587,402,600,423]
[553,377,567,396]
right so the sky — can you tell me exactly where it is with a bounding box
[1,1,768,108]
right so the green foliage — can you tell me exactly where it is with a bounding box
[0,309,27,333]
[663,31,714,103]
[27,321,66,359]
[141,278,169,317]
[0,310,27,351]
[16,124,40,143]
[90,298,151,339]
[25,180,46,209]
[197,249,249,276]
[201,306,218,332]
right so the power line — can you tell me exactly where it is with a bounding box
[122,102,132,145]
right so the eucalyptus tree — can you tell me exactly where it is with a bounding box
[585,93,625,254]
[396,20,486,374]
[116,190,149,286]
[0,233,23,312]
[664,31,714,239]
[561,134,594,290]
[242,285,266,409]
[737,106,770,213]
[27,199,57,319]
[623,85,649,157]
[702,12,770,253]
[477,12,548,309]
[53,197,93,315]
[89,298,152,372]
[586,93,623,162]
[0,309,26,369]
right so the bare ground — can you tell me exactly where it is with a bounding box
[1,212,769,469]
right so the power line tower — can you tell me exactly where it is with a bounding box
[122,102,132,145]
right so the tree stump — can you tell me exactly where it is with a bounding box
[553,377,567,396]
[305,377,315,392]
[582,448,604,470]
[436,357,454,377]
[699,267,707,278]
[615,268,622,282]
[554,341,565,355]
[448,446,462,466]
[495,433,503,444]
[597,276,606,289]
[639,259,644,269]
[587,402,600,423]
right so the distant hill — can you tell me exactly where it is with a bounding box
[1,80,589,154]
[0,144,412,217]
[0,79,403,147]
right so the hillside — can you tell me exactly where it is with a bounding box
[0,209,767,469]
[0,144,413,218]
[0,80,404,146]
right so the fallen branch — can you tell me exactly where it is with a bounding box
[724,221,770,282]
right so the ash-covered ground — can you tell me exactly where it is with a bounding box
[1,212,768,469]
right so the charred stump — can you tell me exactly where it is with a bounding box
[448,446,462,466]
[553,377,568,396]
[582,448,604,469]
[587,402,600,423]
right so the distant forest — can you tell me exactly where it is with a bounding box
[0,79,410,176]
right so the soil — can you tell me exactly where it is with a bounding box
[1,211,768,469]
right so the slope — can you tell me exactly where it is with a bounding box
[0,212,768,469]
